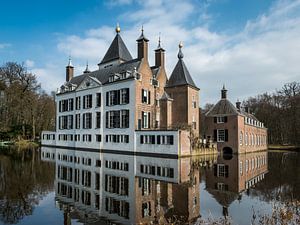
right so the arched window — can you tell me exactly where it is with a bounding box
[240,131,243,145]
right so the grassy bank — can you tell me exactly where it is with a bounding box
[14,140,39,149]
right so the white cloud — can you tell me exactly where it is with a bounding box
[51,0,300,106]
[0,43,11,49]
[32,64,65,93]
[25,59,35,68]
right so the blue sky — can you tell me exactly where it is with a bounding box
[1,0,300,105]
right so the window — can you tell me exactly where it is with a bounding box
[75,97,81,110]
[96,134,101,142]
[215,164,229,177]
[240,131,243,145]
[75,114,80,129]
[83,113,92,129]
[106,89,129,106]
[59,98,74,112]
[83,95,92,109]
[82,134,92,142]
[96,112,101,128]
[120,88,129,104]
[215,116,227,123]
[142,89,150,104]
[142,112,150,128]
[239,161,243,175]
[192,96,197,108]
[140,135,155,144]
[105,134,129,143]
[142,202,151,218]
[95,173,100,190]
[58,115,73,130]
[106,111,120,128]
[120,110,129,128]
[96,93,101,107]
[217,129,225,142]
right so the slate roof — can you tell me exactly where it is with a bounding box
[99,33,133,65]
[206,99,239,116]
[67,59,141,87]
[166,58,198,89]
[241,110,259,121]
[160,91,173,101]
[206,98,261,122]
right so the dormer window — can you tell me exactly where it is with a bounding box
[215,116,227,123]
[109,74,114,82]
[114,73,120,81]
[120,71,126,79]
[151,78,159,87]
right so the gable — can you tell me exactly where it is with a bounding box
[76,76,101,91]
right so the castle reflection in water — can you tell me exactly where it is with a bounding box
[41,147,268,224]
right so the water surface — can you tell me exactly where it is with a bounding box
[0,147,299,224]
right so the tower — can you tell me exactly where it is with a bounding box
[136,26,149,60]
[66,57,74,82]
[165,42,200,136]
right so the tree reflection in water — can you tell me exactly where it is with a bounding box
[0,148,55,224]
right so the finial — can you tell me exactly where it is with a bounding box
[221,84,228,99]
[177,41,184,59]
[67,56,73,67]
[179,41,183,48]
[157,32,161,48]
[116,22,121,33]
[84,61,90,73]
[141,25,144,35]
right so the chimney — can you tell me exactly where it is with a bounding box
[221,84,227,99]
[66,57,74,82]
[136,26,149,60]
[236,100,241,111]
[154,36,165,67]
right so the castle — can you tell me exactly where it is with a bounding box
[41,24,268,155]
[42,24,200,157]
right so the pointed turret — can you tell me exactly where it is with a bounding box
[98,23,133,66]
[66,56,74,82]
[83,62,90,74]
[154,35,165,67]
[221,84,227,99]
[136,26,149,60]
[166,42,198,89]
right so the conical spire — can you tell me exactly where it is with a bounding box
[67,56,73,67]
[166,41,198,89]
[177,41,184,59]
[83,61,90,74]
[155,33,165,51]
[136,25,149,42]
[157,34,161,48]
[99,25,133,65]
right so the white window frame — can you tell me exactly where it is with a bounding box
[217,129,225,142]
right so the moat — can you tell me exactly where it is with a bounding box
[0,147,299,225]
